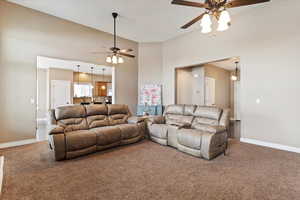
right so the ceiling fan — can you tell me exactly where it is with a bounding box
[171,0,270,33]
[94,12,135,64]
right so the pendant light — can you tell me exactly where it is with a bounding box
[231,61,239,81]
[90,66,94,89]
[77,65,80,84]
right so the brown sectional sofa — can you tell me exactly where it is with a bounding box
[48,104,145,161]
[147,104,230,160]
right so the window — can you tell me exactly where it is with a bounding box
[74,83,93,97]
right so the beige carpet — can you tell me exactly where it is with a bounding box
[0,140,300,200]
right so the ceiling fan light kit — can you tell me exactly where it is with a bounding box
[172,0,270,34]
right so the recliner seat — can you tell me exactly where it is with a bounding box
[48,104,145,161]
[146,104,230,160]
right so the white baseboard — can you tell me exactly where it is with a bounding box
[0,156,4,195]
[240,138,300,154]
[0,139,37,149]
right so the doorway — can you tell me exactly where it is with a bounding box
[50,80,71,108]
[36,56,115,141]
[175,57,241,139]
[205,77,216,106]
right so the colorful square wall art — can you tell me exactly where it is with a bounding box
[140,84,162,105]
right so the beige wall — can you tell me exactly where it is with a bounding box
[0,1,138,143]
[37,69,47,119]
[138,42,163,103]
[204,64,231,109]
[162,0,300,148]
[176,68,193,104]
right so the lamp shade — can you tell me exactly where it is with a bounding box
[201,25,212,33]
[231,75,238,81]
[118,56,124,63]
[219,10,231,24]
[106,56,112,63]
[217,21,229,31]
[112,55,118,64]
[201,13,212,27]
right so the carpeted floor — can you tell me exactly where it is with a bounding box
[0,139,300,200]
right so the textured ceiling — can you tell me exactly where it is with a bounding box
[6,0,265,42]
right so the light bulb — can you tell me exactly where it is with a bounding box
[106,56,112,63]
[118,56,124,64]
[217,22,229,31]
[101,85,106,90]
[231,75,237,81]
[219,10,231,24]
[112,55,118,64]
[201,25,212,34]
[201,13,212,27]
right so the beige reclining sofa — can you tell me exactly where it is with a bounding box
[147,104,229,160]
[48,104,145,161]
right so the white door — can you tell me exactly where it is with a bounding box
[234,81,241,120]
[205,77,216,106]
[51,80,71,109]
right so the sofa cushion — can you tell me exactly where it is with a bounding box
[91,126,121,146]
[165,114,194,126]
[65,130,96,151]
[192,124,226,133]
[117,124,140,140]
[109,114,128,125]
[148,124,168,139]
[191,117,219,128]
[184,105,196,116]
[87,115,109,129]
[164,105,184,115]
[107,104,130,125]
[85,105,108,116]
[55,105,86,120]
[194,106,222,120]
[177,129,203,150]
[57,118,88,133]
[107,104,129,115]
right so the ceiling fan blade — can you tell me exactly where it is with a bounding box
[181,12,206,29]
[225,0,270,8]
[120,49,133,53]
[171,0,208,8]
[119,52,135,58]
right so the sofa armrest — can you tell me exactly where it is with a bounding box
[219,108,230,128]
[48,125,65,135]
[168,122,191,129]
[147,116,165,124]
[206,125,226,134]
[127,116,145,124]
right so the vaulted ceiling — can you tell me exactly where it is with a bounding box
[7,0,264,42]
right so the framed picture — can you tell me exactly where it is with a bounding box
[139,84,162,105]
